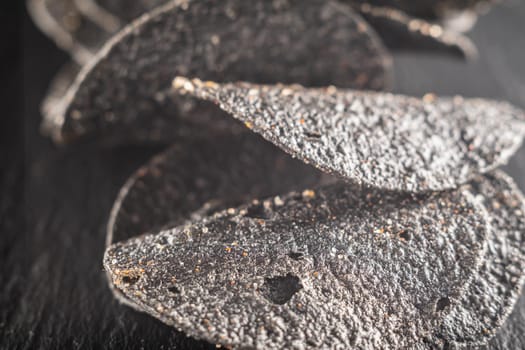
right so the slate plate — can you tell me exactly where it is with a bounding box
[105,131,331,310]
[80,0,479,59]
[103,128,525,348]
[104,183,488,349]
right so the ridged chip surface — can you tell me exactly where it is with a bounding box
[435,171,525,347]
[105,183,487,349]
[45,0,391,144]
[105,131,329,309]
[173,78,525,192]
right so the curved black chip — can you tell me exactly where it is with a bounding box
[104,183,488,349]
[435,171,525,347]
[173,78,525,192]
[43,0,392,144]
[105,131,329,309]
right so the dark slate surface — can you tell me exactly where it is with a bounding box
[1,1,524,349]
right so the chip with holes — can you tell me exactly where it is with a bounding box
[173,78,525,192]
[104,183,488,349]
[433,171,525,347]
[42,0,392,144]
[106,131,330,308]
[86,0,478,59]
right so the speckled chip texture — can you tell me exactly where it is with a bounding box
[91,0,477,59]
[434,171,525,348]
[173,78,525,192]
[45,0,391,144]
[105,132,330,309]
[104,183,488,349]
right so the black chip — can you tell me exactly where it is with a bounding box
[42,0,392,144]
[435,171,525,347]
[104,183,488,349]
[173,78,525,192]
[105,131,329,309]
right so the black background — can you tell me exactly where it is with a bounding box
[2,1,525,349]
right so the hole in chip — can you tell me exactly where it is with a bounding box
[288,252,304,260]
[398,230,411,241]
[304,131,322,139]
[260,273,302,305]
[245,203,270,220]
[436,297,451,312]
[167,285,180,295]
[122,276,140,285]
